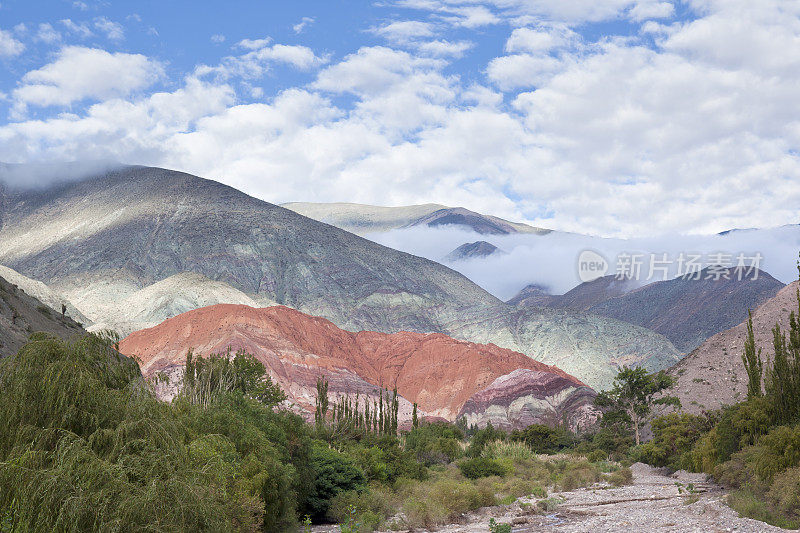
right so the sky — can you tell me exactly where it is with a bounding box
[0,0,799,238]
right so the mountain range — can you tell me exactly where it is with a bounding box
[282,202,550,236]
[0,165,682,390]
[510,269,784,354]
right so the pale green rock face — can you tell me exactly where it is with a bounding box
[0,166,681,390]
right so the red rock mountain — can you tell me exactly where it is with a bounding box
[670,281,799,413]
[120,304,595,428]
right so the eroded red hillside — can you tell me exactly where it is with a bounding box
[120,304,592,425]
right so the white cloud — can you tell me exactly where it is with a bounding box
[313,46,444,96]
[35,23,62,44]
[94,17,124,40]
[201,41,327,80]
[416,39,474,57]
[0,28,24,57]
[487,54,565,90]
[60,19,93,38]
[293,16,315,34]
[13,46,164,109]
[211,34,225,43]
[505,26,577,53]
[371,20,435,44]
[629,1,674,21]
[441,5,500,28]
[237,37,272,50]
[2,0,800,240]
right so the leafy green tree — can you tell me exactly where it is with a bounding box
[595,367,679,446]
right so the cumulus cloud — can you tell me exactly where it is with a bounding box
[628,1,675,21]
[210,34,225,44]
[371,20,435,44]
[13,46,165,109]
[416,39,474,57]
[1,0,799,240]
[0,28,24,57]
[200,40,327,80]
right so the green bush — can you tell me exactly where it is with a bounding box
[307,442,367,521]
[466,423,506,458]
[510,424,574,454]
[608,467,633,486]
[636,413,715,469]
[458,457,508,479]
[0,335,277,532]
[559,461,600,491]
[404,422,464,465]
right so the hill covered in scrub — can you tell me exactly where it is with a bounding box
[0,272,84,357]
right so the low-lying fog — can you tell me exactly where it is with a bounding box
[368,225,800,301]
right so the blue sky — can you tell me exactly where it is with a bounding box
[0,0,798,237]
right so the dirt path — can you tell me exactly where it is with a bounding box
[432,463,794,533]
[313,463,796,532]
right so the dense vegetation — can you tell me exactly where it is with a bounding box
[0,333,632,532]
[10,262,800,530]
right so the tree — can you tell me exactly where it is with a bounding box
[595,367,679,446]
[741,310,763,399]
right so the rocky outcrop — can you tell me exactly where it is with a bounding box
[458,369,598,432]
[119,304,594,427]
[669,281,799,413]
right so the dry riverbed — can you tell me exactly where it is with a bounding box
[314,463,796,533]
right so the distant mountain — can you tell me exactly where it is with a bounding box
[670,281,799,413]
[509,275,640,311]
[0,273,85,358]
[119,304,597,429]
[505,284,556,307]
[282,202,550,236]
[509,269,784,354]
[587,268,784,353]
[0,165,681,390]
[444,241,504,262]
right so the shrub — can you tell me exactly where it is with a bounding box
[511,424,574,454]
[608,467,633,487]
[458,457,508,479]
[489,518,512,533]
[482,440,537,462]
[307,442,367,521]
[466,423,506,458]
[636,413,715,469]
[400,477,495,529]
[559,461,600,491]
[404,422,463,465]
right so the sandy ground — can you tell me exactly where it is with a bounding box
[313,463,796,533]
